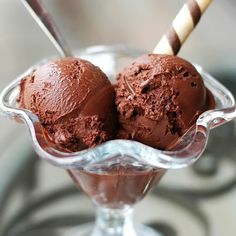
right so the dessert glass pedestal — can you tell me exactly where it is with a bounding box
[0,45,235,236]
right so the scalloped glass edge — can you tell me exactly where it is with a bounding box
[0,47,235,170]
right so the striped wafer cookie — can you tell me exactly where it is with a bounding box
[153,0,212,55]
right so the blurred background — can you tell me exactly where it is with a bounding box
[0,0,236,236]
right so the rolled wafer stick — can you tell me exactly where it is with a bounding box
[153,0,212,55]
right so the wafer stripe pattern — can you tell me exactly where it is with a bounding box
[154,0,212,55]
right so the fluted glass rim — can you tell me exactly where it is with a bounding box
[0,45,235,170]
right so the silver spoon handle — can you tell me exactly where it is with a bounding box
[21,0,73,57]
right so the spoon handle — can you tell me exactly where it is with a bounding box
[21,0,73,57]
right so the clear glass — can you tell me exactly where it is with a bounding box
[0,45,236,236]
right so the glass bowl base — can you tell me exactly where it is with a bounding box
[64,222,162,236]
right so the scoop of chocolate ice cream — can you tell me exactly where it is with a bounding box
[18,57,117,151]
[115,54,214,149]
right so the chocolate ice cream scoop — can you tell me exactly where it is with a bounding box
[115,54,215,150]
[18,57,117,151]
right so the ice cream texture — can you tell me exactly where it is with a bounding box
[18,57,117,151]
[115,54,215,149]
[18,54,214,151]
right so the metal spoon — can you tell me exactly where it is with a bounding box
[21,0,72,57]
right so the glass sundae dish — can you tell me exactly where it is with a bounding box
[0,46,235,236]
